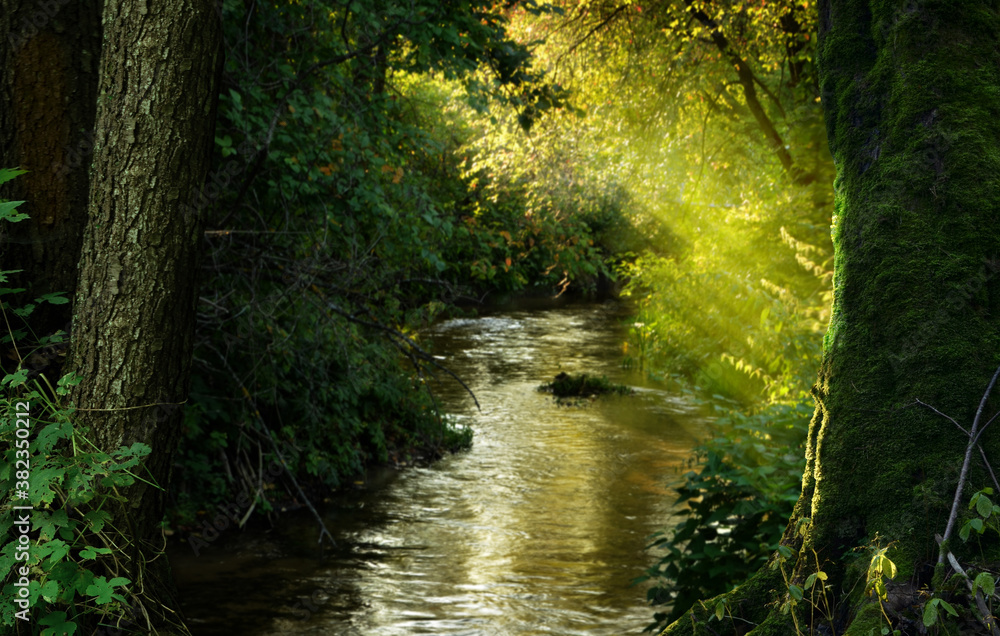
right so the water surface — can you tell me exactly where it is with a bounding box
[170,300,708,635]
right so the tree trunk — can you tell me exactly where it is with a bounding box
[68,0,221,632]
[0,0,102,339]
[662,2,1000,634]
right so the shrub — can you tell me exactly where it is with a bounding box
[637,399,811,632]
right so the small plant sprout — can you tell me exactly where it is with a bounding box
[772,541,806,635]
[961,488,1000,541]
[922,596,959,628]
[864,545,899,634]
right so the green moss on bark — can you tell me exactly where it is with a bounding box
[660,562,788,635]
[809,0,1000,565]
[842,602,885,636]
[663,0,1000,633]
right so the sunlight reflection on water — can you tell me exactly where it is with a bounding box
[170,300,709,635]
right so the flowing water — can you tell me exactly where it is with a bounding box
[170,299,710,635]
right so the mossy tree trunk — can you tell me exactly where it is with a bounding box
[663,2,1000,634]
[67,0,221,632]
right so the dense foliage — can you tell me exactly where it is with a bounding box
[3,0,838,631]
[637,399,810,630]
[172,0,642,522]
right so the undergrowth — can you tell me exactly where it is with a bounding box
[637,398,811,632]
[0,168,164,635]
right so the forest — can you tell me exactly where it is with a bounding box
[2,0,1000,635]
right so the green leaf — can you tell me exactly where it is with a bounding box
[977,493,994,518]
[0,167,27,186]
[39,580,60,602]
[879,554,897,579]
[58,372,83,388]
[714,599,725,621]
[83,510,112,533]
[36,292,69,305]
[873,579,887,601]
[45,539,71,564]
[85,576,130,604]
[803,570,828,589]
[0,199,28,222]
[923,599,938,627]
[38,610,77,636]
[72,568,95,597]
[939,599,958,616]
[34,509,67,541]
[30,466,66,506]
[974,572,996,597]
[34,419,73,454]
[788,584,803,601]
[2,368,28,387]
[78,546,113,560]
[969,491,979,509]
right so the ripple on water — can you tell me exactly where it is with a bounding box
[170,301,708,635]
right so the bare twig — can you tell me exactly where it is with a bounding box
[915,398,967,436]
[323,299,481,411]
[257,417,335,546]
[916,397,1000,492]
[936,534,1000,636]
[981,445,1000,493]
[218,359,337,547]
[932,363,1000,564]
[558,4,628,60]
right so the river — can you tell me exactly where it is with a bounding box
[169,298,709,635]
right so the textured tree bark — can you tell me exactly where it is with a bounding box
[662,2,1000,634]
[0,0,102,339]
[68,0,221,632]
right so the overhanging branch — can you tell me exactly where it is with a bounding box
[683,1,814,186]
